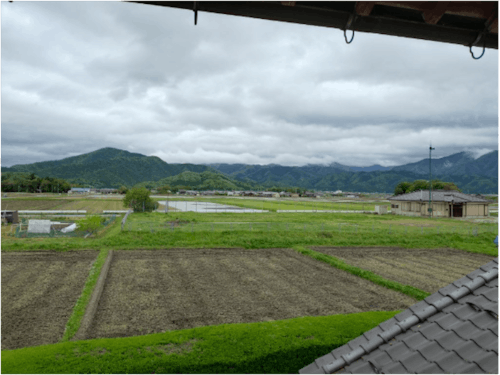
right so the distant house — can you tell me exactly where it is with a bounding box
[69,188,90,194]
[300,258,498,374]
[96,188,118,194]
[388,190,490,218]
[261,192,280,198]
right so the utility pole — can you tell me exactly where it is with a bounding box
[429,145,435,218]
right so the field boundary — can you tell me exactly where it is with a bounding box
[72,249,113,341]
[294,246,430,301]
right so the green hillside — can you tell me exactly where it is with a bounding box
[1,148,211,188]
[1,148,497,193]
[134,171,261,191]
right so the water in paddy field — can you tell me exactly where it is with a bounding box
[158,201,268,213]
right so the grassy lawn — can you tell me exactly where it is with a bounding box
[2,310,399,374]
[2,209,497,373]
[2,212,497,256]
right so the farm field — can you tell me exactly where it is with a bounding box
[1,251,98,350]
[312,247,495,293]
[1,198,125,213]
[87,248,416,340]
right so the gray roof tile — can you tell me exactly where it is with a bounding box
[384,341,411,360]
[400,331,428,349]
[452,340,484,361]
[416,340,446,361]
[380,361,409,373]
[388,190,490,203]
[418,362,445,373]
[341,361,374,374]
[399,351,427,372]
[367,351,393,367]
[470,329,497,351]
[469,311,497,329]
[459,362,488,373]
[472,351,498,373]
[300,259,498,374]
[300,362,323,374]
[434,351,467,373]
[433,330,466,350]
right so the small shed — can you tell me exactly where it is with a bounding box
[1,210,19,224]
[27,220,52,234]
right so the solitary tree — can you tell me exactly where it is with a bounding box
[123,187,158,212]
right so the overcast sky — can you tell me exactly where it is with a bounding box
[2,1,498,168]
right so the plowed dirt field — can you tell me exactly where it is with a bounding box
[87,248,416,340]
[312,247,494,293]
[1,251,98,350]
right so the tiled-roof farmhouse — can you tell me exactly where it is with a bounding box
[300,258,498,374]
[388,190,490,218]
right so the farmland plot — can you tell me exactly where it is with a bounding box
[87,248,415,340]
[312,247,494,293]
[1,251,98,350]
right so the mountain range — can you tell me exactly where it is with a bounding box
[1,148,498,193]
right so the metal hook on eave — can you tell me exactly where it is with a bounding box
[193,1,198,25]
[343,11,356,44]
[469,28,487,60]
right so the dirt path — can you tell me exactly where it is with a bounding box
[87,248,415,340]
[312,247,494,293]
[1,251,98,350]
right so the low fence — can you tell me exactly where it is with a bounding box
[123,220,497,237]
[11,215,117,238]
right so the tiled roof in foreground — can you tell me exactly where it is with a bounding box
[300,258,498,374]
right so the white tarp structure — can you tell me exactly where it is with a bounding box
[27,220,52,234]
[61,223,77,233]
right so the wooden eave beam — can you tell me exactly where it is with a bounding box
[355,2,375,17]
[130,1,498,49]
[422,1,449,25]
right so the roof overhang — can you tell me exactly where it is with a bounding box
[130,1,498,49]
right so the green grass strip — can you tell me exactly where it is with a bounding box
[2,310,399,374]
[294,246,430,301]
[60,249,109,342]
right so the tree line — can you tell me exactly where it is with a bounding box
[1,173,72,193]
[394,179,461,195]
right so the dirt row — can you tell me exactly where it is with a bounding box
[86,248,415,340]
[2,246,493,350]
[1,251,98,350]
[312,247,494,293]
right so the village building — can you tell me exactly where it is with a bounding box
[388,190,490,218]
[261,191,280,198]
[68,188,91,194]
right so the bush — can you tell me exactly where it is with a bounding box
[77,216,105,233]
[123,187,158,212]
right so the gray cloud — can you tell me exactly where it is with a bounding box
[1,1,498,168]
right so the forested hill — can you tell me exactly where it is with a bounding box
[1,148,211,188]
[1,148,498,193]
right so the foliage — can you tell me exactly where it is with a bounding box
[117,186,128,194]
[157,185,172,194]
[123,188,158,212]
[394,179,461,195]
[1,173,71,193]
[77,215,105,233]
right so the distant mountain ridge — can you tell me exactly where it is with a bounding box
[1,147,212,188]
[1,148,497,193]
